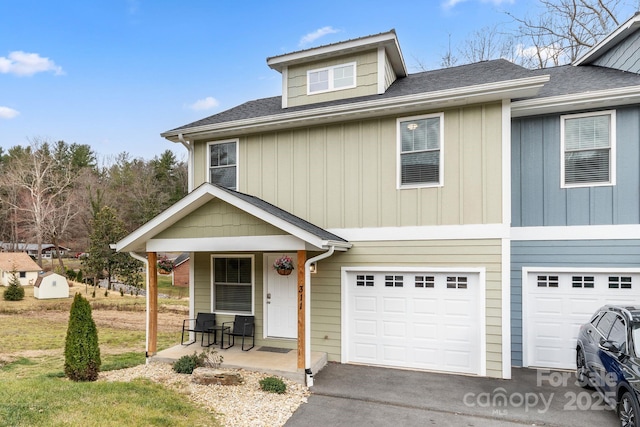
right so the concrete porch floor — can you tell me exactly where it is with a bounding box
[152,341,327,384]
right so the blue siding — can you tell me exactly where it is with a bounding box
[511,106,640,227]
[510,239,640,366]
[593,28,640,73]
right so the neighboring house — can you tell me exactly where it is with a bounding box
[172,253,190,287]
[0,252,42,286]
[117,15,640,382]
[0,242,71,259]
[33,272,70,299]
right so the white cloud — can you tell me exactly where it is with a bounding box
[442,0,467,9]
[442,0,513,9]
[299,26,340,47]
[0,51,64,77]
[0,106,20,119]
[188,96,219,111]
[516,43,567,65]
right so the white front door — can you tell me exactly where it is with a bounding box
[266,254,298,339]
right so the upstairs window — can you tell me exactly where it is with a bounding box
[307,62,356,94]
[208,140,237,190]
[561,111,615,188]
[397,113,443,188]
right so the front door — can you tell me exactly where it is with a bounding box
[266,253,298,338]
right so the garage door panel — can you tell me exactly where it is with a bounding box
[526,271,640,369]
[348,270,481,375]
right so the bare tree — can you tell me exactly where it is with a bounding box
[459,25,517,64]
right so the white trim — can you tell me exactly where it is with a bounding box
[341,265,487,376]
[502,100,511,228]
[306,62,357,95]
[206,139,239,190]
[189,252,195,320]
[162,75,549,141]
[512,86,640,118]
[396,112,444,189]
[521,265,640,368]
[327,224,509,242]
[147,235,306,252]
[573,14,640,66]
[377,46,385,94]
[560,110,616,189]
[501,238,511,379]
[511,224,640,241]
[281,66,288,109]
[210,254,255,316]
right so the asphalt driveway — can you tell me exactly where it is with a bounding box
[285,363,620,426]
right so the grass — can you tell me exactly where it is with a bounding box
[0,286,219,427]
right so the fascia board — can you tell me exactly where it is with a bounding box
[512,85,640,117]
[267,32,398,71]
[573,14,640,66]
[163,75,549,141]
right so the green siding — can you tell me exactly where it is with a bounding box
[154,199,286,239]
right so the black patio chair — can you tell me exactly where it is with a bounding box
[222,315,255,351]
[181,312,216,346]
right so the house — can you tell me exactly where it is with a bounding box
[33,272,70,299]
[171,253,190,287]
[0,252,42,286]
[0,242,71,259]
[117,15,640,384]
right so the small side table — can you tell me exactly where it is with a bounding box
[207,325,230,349]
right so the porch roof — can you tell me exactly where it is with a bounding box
[115,183,351,253]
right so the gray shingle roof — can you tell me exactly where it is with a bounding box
[166,59,640,134]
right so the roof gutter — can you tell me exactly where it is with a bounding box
[128,252,151,362]
[304,246,336,386]
[178,133,194,192]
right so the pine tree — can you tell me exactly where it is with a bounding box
[3,268,25,301]
[64,293,101,381]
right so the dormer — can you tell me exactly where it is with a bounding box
[267,30,407,108]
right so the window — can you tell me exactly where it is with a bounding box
[307,62,356,94]
[384,275,403,287]
[447,276,468,289]
[572,276,595,288]
[208,140,237,190]
[397,114,443,188]
[561,111,615,188]
[537,275,559,288]
[415,276,435,288]
[19,271,26,278]
[212,256,253,314]
[356,275,374,287]
[609,276,632,289]
[607,316,627,352]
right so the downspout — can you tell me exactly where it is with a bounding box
[304,246,336,386]
[129,252,150,363]
[178,133,194,192]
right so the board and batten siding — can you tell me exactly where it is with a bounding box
[511,106,640,227]
[287,50,379,108]
[510,239,640,366]
[592,28,640,73]
[193,103,504,230]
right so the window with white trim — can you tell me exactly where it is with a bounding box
[397,113,443,188]
[561,111,615,188]
[208,140,238,190]
[307,62,356,94]
[212,256,253,314]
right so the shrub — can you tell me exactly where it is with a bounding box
[64,293,101,381]
[172,353,202,374]
[3,270,25,301]
[259,376,287,394]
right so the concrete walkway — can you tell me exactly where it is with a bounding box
[286,363,620,426]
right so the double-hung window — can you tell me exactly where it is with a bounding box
[561,111,615,188]
[208,140,238,190]
[397,113,443,188]
[307,62,356,94]
[212,256,253,314]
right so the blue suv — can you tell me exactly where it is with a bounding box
[576,305,640,427]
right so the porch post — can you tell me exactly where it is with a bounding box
[147,252,158,355]
[297,250,306,369]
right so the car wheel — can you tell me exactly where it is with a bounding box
[619,391,640,427]
[576,348,591,388]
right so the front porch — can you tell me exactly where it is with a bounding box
[152,342,328,384]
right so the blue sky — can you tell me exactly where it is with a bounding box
[0,0,636,161]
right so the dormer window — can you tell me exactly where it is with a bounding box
[307,62,356,94]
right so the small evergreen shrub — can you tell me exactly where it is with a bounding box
[259,376,286,394]
[172,352,202,374]
[3,271,25,301]
[64,293,101,381]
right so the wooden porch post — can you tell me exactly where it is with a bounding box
[147,252,158,355]
[297,250,306,369]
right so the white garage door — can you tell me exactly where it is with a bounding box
[524,270,640,370]
[346,270,483,375]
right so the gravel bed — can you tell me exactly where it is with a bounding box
[99,362,309,427]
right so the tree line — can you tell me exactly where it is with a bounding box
[0,139,187,286]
